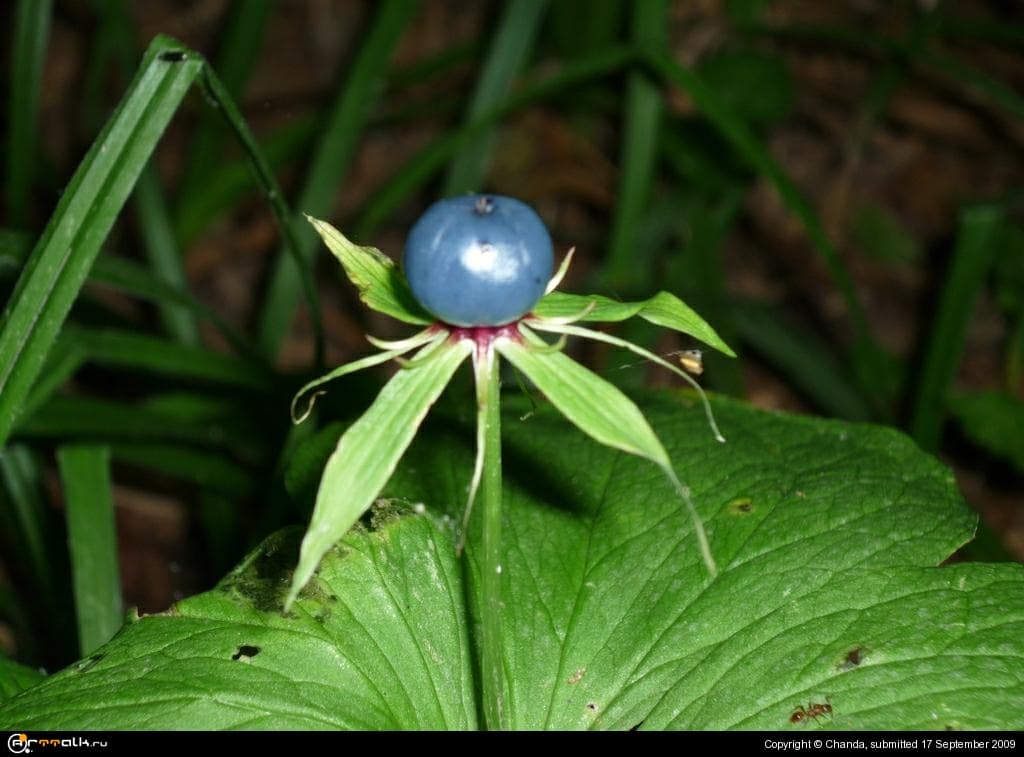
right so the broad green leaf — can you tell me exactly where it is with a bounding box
[948,391,1024,474]
[305,215,433,326]
[0,522,476,729]
[497,326,717,573]
[287,338,471,608]
[0,654,44,702]
[533,290,735,356]
[57,445,122,656]
[1,396,1021,730]
[0,36,201,449]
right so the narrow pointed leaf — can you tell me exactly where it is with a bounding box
[306,215,433,326]
[0,36,201,448]
[533,290,735,356]
[287,337,471,608]
[496,329,670,469]
[57,445,122,657]
[290,329,439,422]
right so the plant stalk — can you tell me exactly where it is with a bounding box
[474,343,507,730]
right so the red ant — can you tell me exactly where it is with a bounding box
[790,697,833,725]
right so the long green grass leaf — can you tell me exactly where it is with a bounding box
[6,0,53,226]
[0,446,56,604]
[109,443,253,499]
[911,205,1004,451]
[0,36,202,449]
[177,0,273,205]
[287,338,472,609]
[257,0,419,359]
[640,50,874,359]
[604,0,667,292]
[732,299,872,420]
[18,395,262,454]
[23,327,274,418]
[133,166,199,344]
[57,444,122,656]
[442,0,549,195]
[355,46,636,237]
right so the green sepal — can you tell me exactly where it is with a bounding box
[306,214,433,326]
[533,290,735,357]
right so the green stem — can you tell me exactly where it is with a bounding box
[474,344,507,730]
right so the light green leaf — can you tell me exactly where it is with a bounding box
[533,290,735,357]
[497,326,716,573]
[496,328,670,467]
[306,215,433,326]
[286,337,472,608]
[290,328,439,423]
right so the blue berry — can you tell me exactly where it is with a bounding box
[403,194,554,327]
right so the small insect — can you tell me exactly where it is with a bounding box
[159,50,187,62]
[678,349,704,376]
[790,698,832,725]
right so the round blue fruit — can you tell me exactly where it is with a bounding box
[403,194,554,327]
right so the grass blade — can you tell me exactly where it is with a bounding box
[133,166,198,344]
[604,0,668,292]
[177,0,274,204]
[910,205,1004,451]
[355,45,636,237]
[23,327,275,417]
[732,299,872,420]
[174,117,317,245]
[257,0,419,360]
[0,446,57,605]
[109,443,253,499]
[57,445,122,656]
[640,50,875,362]
[6,0,53,226]
[0,36,202,449]
[0,230,256,358]
[442,0,549,195]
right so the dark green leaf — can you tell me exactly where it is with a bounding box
[57,445,122,657]
[948,391,1024,474]
[5,396,1020,730]
[0,36,201,449]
